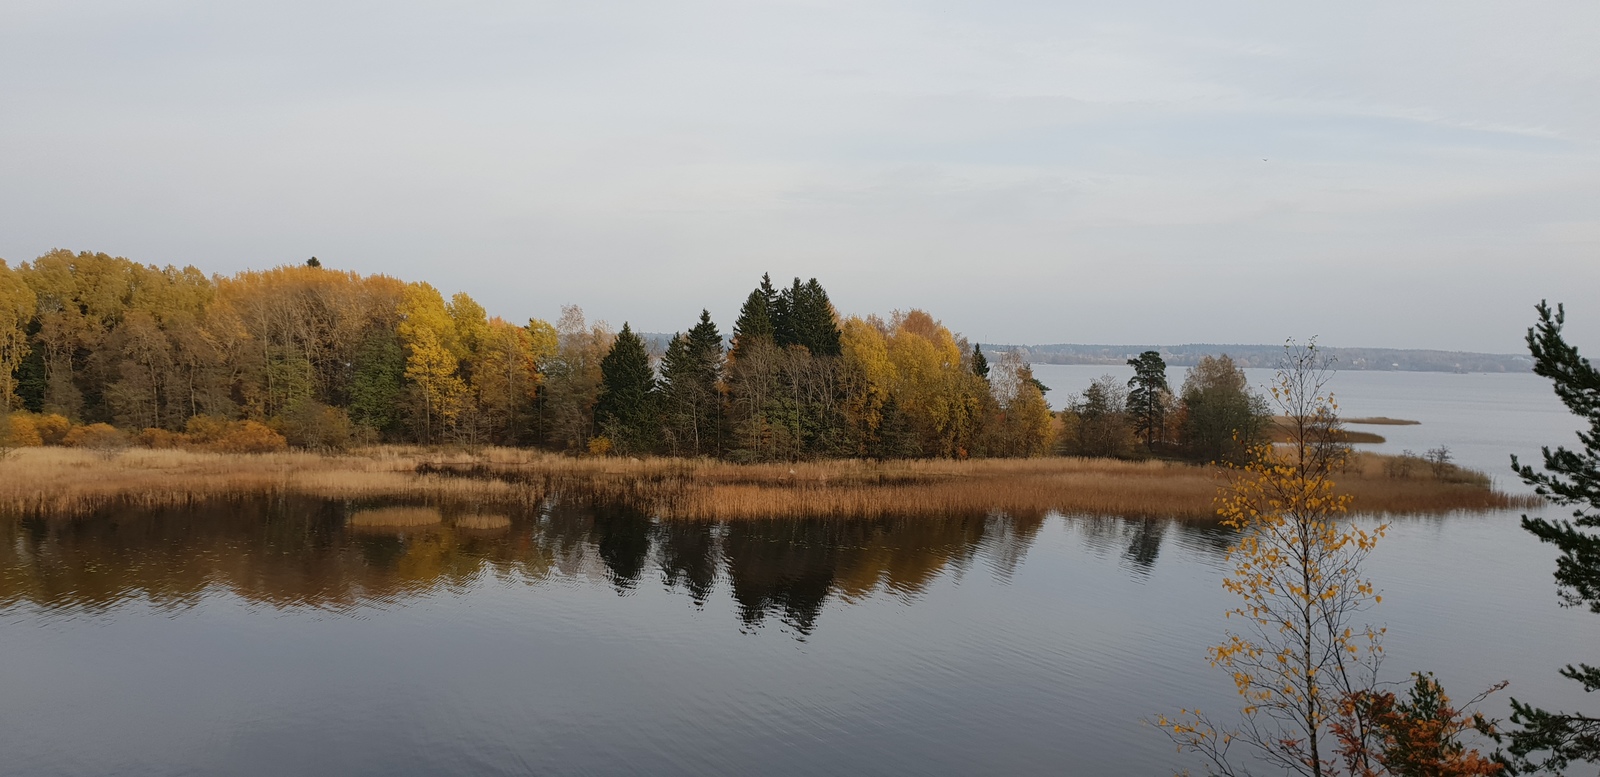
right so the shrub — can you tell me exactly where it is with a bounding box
[184,414,231,445]
[1385,450,1421,479]
[274,400,354,451]
[1426,445,1455,478]
[33,414,71,445]
[212,421,287,454]
[5,414,44,447]
[136,428,188,449]
[62,423,129,451]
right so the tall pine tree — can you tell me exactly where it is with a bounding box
[1504,302,1600,773]
[1126,350,1170,451]
[596,322,658,454]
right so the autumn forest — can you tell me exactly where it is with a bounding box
[0,249,1267,462]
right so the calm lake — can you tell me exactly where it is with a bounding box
[2,369,1595,776]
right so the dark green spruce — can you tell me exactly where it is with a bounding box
[596,323,659,454]
[732,273,777,354]
[659,310,724,457]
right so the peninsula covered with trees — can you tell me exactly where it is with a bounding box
[0,249,1524,519]
[0,248,1245,461]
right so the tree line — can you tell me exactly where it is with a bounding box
[0,249,1269,460]
[0,251,1044,457]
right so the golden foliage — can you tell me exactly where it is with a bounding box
[5,414,44,447]
[399,282,468,440]
[0,260,35,411]
[62,423,128,449]
[1160,343,1393,776]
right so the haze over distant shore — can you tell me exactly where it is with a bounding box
[986,343,1531,374]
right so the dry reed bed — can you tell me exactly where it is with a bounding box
[1265,417,1386,444]
[427,450,1535,521]
[0,447,530,517]
[1345,417,1422,426]
[0,446,1534,521]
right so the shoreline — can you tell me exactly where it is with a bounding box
[0,446,1536,521]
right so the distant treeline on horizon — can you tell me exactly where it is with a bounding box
[1001,343,1532,374]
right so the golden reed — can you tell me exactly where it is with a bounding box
[0,446,1534,521]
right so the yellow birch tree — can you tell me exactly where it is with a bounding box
[839,315,895,455]
[1157,341,1388,777]
[398,282,465,441]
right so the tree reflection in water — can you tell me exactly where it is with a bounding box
[0,497,1236,635]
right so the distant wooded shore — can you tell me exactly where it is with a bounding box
[997,343,1530,373]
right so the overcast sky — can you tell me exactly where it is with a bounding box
[2,1,1597,352]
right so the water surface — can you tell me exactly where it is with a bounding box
[2,370,1594,776]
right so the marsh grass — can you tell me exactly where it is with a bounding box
[0,446,1533,522]
[423,449,1533,520]
[0,446,530,518]
[1344,417,1422,426]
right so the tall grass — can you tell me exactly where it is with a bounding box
[0,446,1534,522]
[0,447,530,517]
[422,449,1535,521]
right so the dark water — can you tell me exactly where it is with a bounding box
[3,371,1596,776]
[2,500,1596,776]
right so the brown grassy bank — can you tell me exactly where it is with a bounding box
[0,445,1528,521]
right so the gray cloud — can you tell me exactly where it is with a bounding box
[2,0,1596,351]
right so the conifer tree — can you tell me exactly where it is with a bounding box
[793,278,842,356]
[772,278,800,348]
[660,311,724,456]
[971,343,990,380]
[1126,350,1171,451]
[596,322,658,454]
[731,274,777,357]
[874,394,920,459]
[1504,301,1600,773]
